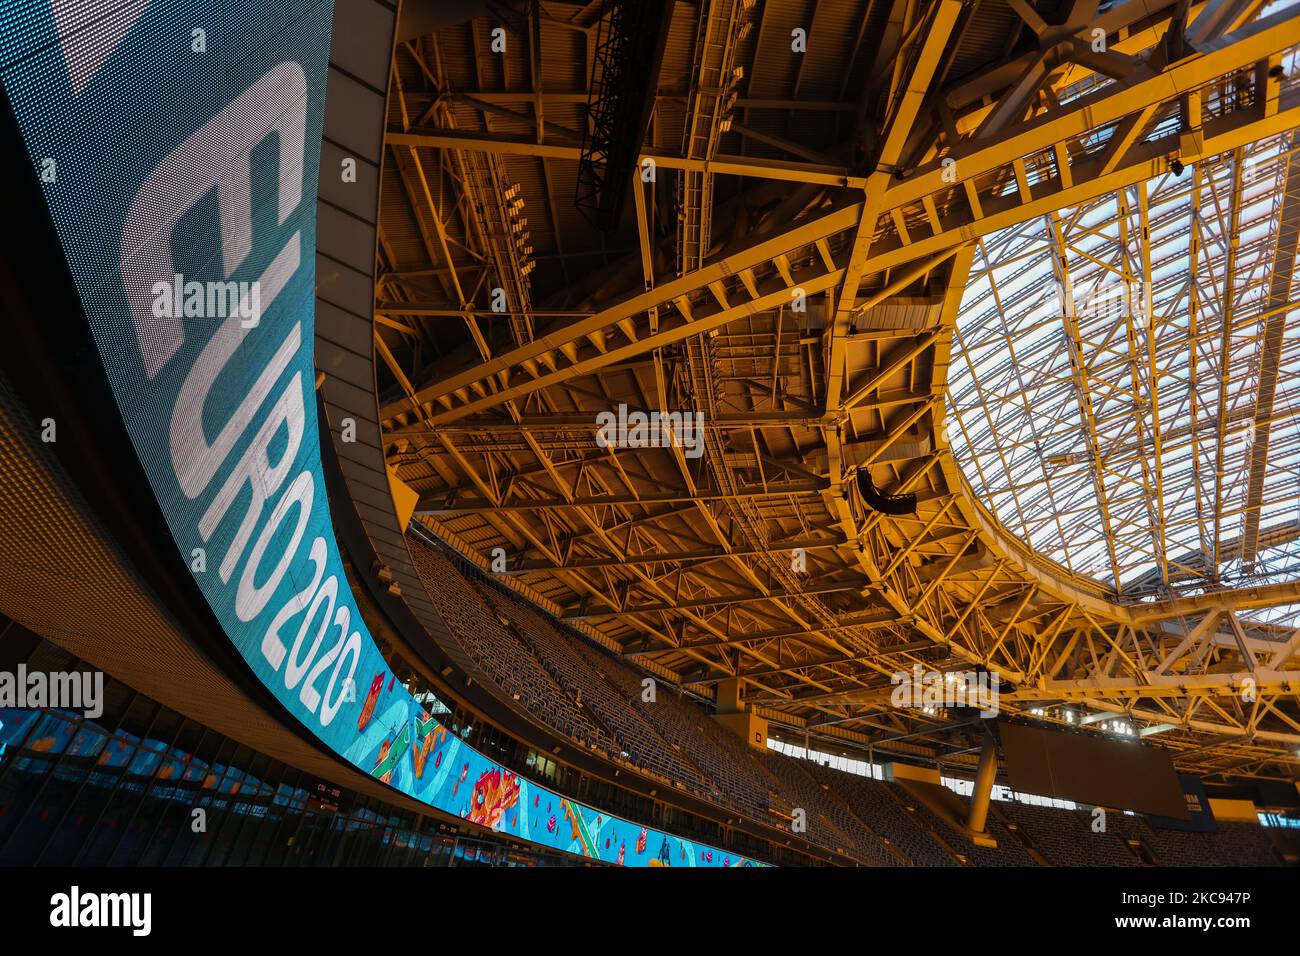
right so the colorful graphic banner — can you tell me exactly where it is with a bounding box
[0,0,763,868]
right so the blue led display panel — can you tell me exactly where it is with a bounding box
[0,0,764,867]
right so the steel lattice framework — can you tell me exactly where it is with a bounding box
[370,0,1300,782]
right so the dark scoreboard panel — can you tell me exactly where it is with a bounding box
[1000,721,1189,819]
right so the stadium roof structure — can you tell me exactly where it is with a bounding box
[367,0,1300,781]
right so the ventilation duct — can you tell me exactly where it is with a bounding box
[856,469,917,516]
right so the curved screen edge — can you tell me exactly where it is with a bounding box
[0,0,765,869]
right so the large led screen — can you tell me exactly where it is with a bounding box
[1000,721,1188,820]
[0,0,764,868]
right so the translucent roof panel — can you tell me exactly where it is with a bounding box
[947,132,1300,601]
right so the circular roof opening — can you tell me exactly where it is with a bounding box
[946,134,1300,601]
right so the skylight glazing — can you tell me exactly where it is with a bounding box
[947,132,1300,600]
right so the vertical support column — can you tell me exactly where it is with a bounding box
[712,678,767,750]
[716,677,745,714]
[967,732,998,834]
